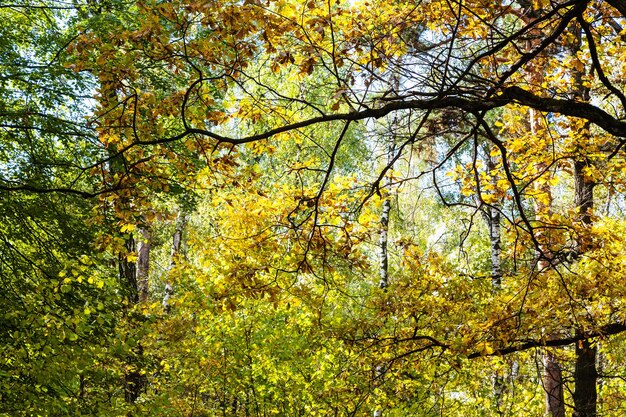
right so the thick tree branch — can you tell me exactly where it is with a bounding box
[385,320,626,361]
[127,86,626,151]
[468,320,626,358]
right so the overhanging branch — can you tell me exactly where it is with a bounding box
[133,86,626,149]
[467,320,626,358]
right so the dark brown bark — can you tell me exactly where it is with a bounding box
[119,235,147,404]
[570,22,598,415]
[119,236,138,303]
[124,345,145,404]
[570,156,597,417]
[573,340,598,417]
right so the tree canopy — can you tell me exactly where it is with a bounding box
[3,0,626,416]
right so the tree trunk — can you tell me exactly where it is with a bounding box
[119,235,146,404]
[119,236,139,304]
[124,343,145,404]
[374,146,392,417]
[378,122,395,290]
[573,158,594,231]
[522,24,566,411]
[571,151,597,417]
[378,185,391,290]
[374,82,398,415]
[488,203,502,289]
[99,39,148,408]
[480,147,505,412]
[483,151,502,290]
[570,19,597,417]
[573,340,597,417]
[544,352,566,417]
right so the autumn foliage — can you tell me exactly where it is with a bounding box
[3,0,626,416]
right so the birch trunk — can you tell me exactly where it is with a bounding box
[373,145,393,417]
[482,150,505,412]
[374,82,398,414]
[484,152,502,290]
[378,187,391,290]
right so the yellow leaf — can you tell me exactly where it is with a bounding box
[120,223,136,233]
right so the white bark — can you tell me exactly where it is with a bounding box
[378,197,391,289]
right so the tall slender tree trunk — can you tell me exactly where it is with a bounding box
[119,236,139,303]
[119,234,147,404]
[373,81,398,415]
[534,141,565,417]
[536,146,565,417]
[378,144,393,290]
[571,19,597,417]
[488,203,502,289]
[373,144,394,417]
[483,151,502,290]
[107,173,147,405]
[571,133,597,417]
[99,52,148,406]
[481,149,505,413]
[121,226,151,405]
